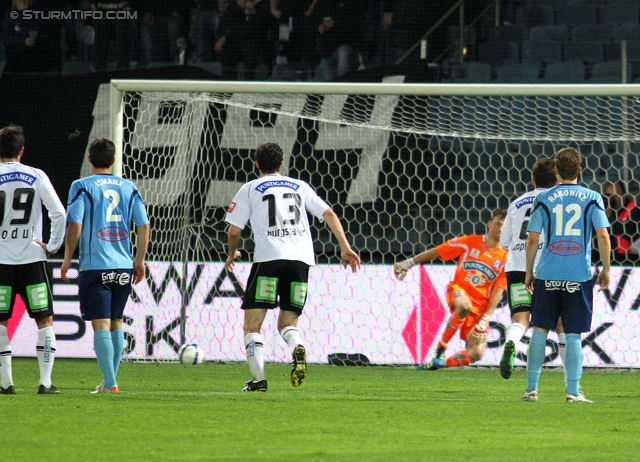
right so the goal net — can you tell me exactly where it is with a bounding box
[110,80,640,368]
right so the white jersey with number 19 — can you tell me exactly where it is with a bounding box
[0,162,66,265]
[225,174,330,266]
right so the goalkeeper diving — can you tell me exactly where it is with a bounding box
[394,209,508,369]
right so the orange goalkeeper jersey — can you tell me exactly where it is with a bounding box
[436,234,508,313]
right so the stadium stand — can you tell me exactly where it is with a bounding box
[449,62,492,82]
[529,24,570,42]
[543,61,586,82]
[555,6,598,27]
[496,62,539,82]
[589,60,633,82]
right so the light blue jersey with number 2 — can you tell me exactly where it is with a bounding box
[67,174,149,271]
[527,184,609,282]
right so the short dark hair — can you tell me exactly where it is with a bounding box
[0,125,25,159]
[88,138,115,169]
[254,142,283,174]
[532,157,556,189]
[492,209,507,221]
[555,147,582,181]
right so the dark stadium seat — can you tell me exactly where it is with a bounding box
[516,5,555,28]
[555,6,598,27]
[449,62,492,82]
[543,61,586,82]
[614,24,640,41]
[605,40,640,62]
[563,0,605,6]
[496,62,540,83]
[535,0,563,7]
[522,41,562,66]
[589,60,633,82]
[478,41,520,67]
[529,25,570,43]
[571,25,614,43]
[600,5,639,26]
[563,41,605,65]
[487,25,528,44]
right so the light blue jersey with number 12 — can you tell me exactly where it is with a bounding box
[527,184,609,282]
[66,174,149,271]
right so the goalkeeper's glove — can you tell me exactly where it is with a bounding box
[393,258,415,281]
[470,314,491,344]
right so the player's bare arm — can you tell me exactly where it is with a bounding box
[322,208,361,273]
[132,224,150,285]
[61,222,82,282]
[525,231,540,293]
[595,227,612,291]
[225,225,243,272]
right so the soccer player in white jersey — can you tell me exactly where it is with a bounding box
[499,158,567,380]
[61,138,150,395]
[0,125,66,395]
[523,147,610,403]
[225,142,360,392]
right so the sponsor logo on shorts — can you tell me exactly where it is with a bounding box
[101,271,131,285]
[548,240,583,256]
[545,280,581,293]
[227,202,236,213]
[96,226,129,242]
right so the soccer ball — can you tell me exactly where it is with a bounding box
[178,343,204,365]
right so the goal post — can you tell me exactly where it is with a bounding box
[109,80,640,367]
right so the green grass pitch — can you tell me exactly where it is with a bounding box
[3,358,639,461]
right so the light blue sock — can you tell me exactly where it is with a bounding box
[111,330,125,378]
[94,329,116,388]
[526,330,548,392]
[565,333,583,396]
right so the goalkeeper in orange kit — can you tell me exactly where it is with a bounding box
[394,209,508,369]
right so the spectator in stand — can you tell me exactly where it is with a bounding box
[313,0,365,81]
[372,0,441,67]
[604,180,640,261]
[194,0,219,62]
[139,1,194,66]
[270,0,318,70]
[2,0,59,73]
[214,0,244,78]
[91,1,135,71]
[236,0,275,80]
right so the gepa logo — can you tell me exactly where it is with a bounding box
[96,226,129,242]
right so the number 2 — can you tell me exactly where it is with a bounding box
[104,190,122,222]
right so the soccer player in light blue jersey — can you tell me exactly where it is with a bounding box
[61,139,150,394]
[523,147,611,404]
